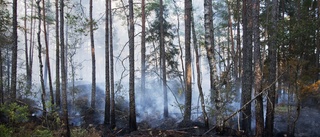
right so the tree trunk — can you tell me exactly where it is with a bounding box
[172,0,185,91]
[265,0,278,136]
[159,0,168,118]
[317,0,320,80]
[36,0,47,116]
[110,0,115,129]
[191,12,208,129]
[55,0,61,107]
[0,42,3,104]
[241,0,253,134]
[24,0,30,93]
[128,0,137,131]
[11,0,18,100]
[184,0,192,121]
[204,0,223,129]
[60,0,70,135]
[253,0,263,136]
[27,0,35,95]
[141,0,146,109]
[42,0,54,108]
[90,0,96,110]
[227,1,236,79]
[104,0,110,125]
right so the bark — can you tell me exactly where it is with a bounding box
[11,0,18,100]
[159,0,168,118]
[104,0,110,125]
[141,0,146,108]
[184,0,192,121]
[27,0,35,93]
[128,0,137,131]
[241,0,253,134]
[227,1,236,79]
[253,0,263,136]
[36,0,47,116]
[204,0,222,128]
[24,0,30,93]
[172,0,185,91]
[110,0,116,129]
[42,0,54,107]
[317,0,320,80]
[191,12,208,129]
[90,0,96,110]
[265,0,278,136]
[60,0,70,135]
[0,41,3,104]
[55,0,60,107]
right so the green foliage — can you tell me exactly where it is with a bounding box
[0,103,29,125]
[32,129,53,137]
[71,128,88,137]
[0,124,12,137]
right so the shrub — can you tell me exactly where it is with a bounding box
[0,124,12,137]
[0,103,29,125]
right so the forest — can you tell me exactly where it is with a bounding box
[0,0,320,136]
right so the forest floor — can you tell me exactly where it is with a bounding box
[3,102,320,137]
[2,91,320,137]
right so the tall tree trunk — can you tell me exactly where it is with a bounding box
[317,0,320,80]
[184,0,192,121]
[172,0,185,91]
[204,0,223,129]
[159,0,168,118]
[55,0,60,107]
[241,0,253,134]
[104,0,110,125]
[90,0,96,110]
[0,44,3,104]
[27,0,35,94]
[0,38,4,105]
[128,0,137,131]
[42,0,54,107]
[141,0,146,109]
[191,12,208,128]
[227,1,236,79]
[11,0,18,100]
[60,0,70,135]
[110,0,115,128]
[36,0,47,116]
[24,0,30,93]
[253,0,263,136]
[265,0,278,136]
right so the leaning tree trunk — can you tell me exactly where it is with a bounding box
[191,12,208,129]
